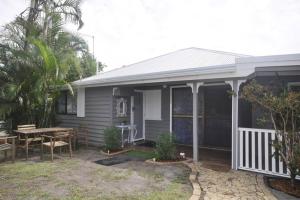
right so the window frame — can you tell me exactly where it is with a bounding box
[144,89,162,120]
[57,91,77,115]
[116,97,127,117]
[288,82,300,91]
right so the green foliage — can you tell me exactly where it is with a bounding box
[0,0,101,127]
[104,127,122,151]
[66,53,99,82]
[241,80,300,186]
[155,133,176,160]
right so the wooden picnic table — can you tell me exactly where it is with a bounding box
[14,127,73,160]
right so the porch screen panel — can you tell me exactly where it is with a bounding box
[172,87,193,145]
[204,85,232,148]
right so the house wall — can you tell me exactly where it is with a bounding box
[57,86,113,146]
[56,75,300,146]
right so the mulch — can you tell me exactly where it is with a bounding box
[265,176,300,198]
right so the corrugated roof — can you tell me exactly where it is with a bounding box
[74,47,249,86]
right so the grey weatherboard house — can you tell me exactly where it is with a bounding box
[57,47,300,178]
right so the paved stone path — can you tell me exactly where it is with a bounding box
[196,163,277,200]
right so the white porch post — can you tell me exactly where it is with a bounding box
[226,80,246,170]
[187,82,203,162]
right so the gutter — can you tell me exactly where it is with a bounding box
[236,53,300,64]
[73,64,236,87]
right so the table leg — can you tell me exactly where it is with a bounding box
[69,137,73,158]
[41,141,43,160]
[12,138,15,163]
[25,135,28,160]
[73,136,76,151]
[50,146,54,161]
[121,128,124,148]
[128,128,131,144]
[16,133,19,158]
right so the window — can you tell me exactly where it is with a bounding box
[57,91,77,114]
[144,90,161,120]
[288,82,300,92]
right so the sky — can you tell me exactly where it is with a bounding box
[1,0,300,71]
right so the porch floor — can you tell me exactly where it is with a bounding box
[176,145,231,171]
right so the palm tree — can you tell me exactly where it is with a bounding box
[22,0,83,50]
[0,0,96,127]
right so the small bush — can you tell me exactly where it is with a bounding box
[104,127,121,151]
[155,133,176,160]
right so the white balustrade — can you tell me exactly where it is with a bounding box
[238,127,295,179]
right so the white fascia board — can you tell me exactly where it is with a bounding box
[74,64,237,87]
[77,87,85,117]
[235,54,300,78]
[236,54,300,65]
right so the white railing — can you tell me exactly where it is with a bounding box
[238,127,289,178]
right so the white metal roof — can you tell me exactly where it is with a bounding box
[74,47,247,86]
[74,47,300,87]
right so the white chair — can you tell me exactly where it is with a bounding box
[128,125,137,144]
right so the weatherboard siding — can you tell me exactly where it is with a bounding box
[144,88,170,141]
[57,86,113,146]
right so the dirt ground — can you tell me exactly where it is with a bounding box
[0,148,192,200]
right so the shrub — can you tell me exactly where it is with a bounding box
[104,127,121,151]
[155,133,176,160]
[241,80,300,187]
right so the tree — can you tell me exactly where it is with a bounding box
[21,0,83,50]
[241,80,300,187]
[0,0,98,127]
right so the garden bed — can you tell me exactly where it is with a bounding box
[146,158,190,165]
[265,176,300,198]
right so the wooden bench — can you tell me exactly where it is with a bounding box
[17,124,36,131]
[16,124,41,159]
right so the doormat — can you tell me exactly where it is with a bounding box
[94,154,147,166]
[136,140,156,148]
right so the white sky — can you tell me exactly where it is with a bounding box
[1,0,300,71]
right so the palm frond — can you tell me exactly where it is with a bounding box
[30,38,59,77]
